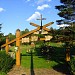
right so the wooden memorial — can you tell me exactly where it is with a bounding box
[1,14,54,66]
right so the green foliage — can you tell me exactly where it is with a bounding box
[21,43,65,69]
[0,71,7,75]
[8,33,16,41]
[35,40,44,45]
[7,33,16,46]
[70,56,75,74]
[37,34,45,38]
[0,36,6,49]
[56,0,75,24]
[0,51,15,73]
[21,28,29,35]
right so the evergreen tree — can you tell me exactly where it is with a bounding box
[55,0,75,45]
[56,0,75,25]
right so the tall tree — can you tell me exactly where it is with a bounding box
[55,0,75,45]
[56,0,75,25]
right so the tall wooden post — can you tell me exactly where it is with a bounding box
[16,29,21,66]
[66,46,70,61]
[5,37,9,54]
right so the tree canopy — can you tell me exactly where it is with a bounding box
[56,0,75,25]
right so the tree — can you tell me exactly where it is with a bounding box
[56,0,75,25]
[8,33,15,41]
[21,28,29,35]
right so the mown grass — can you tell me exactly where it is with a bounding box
[21,55,58,69]
[20,42,63,69]
[7,42,66,69]
[1,42,75,75]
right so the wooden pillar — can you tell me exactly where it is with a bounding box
[66,46,70,61]
[5,37,9,54]
[16,29,21,66]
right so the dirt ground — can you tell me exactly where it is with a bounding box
[7,65,70,75]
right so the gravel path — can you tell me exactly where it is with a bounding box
[7,65,69,75]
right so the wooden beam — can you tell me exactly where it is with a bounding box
[1,39,16,48]
[30,22,39,27]
[20,27,40,39]
[43,27,50,32]
[43,22,54,27]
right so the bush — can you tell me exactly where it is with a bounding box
[0,51,15,73]
[0,71,7,75]
[70,56,75,75]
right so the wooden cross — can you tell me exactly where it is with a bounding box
[30,14,54,32]
[37,14,46,30]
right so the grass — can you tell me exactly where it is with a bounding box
[21,55,58,69]
[20,42,63,69]
[33,56,58,68]
[1,42,74,75]
[6,42,66,69]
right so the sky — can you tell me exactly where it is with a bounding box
[0,0,62,35]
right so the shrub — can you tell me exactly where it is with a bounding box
[70,56,75,75]
[0,71,7,75]
[0,51,15,73]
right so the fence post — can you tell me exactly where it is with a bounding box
[16,29,21,66]
[66,46,70,61]
[5,37,9,54]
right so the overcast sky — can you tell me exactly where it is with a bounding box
[0,0,62,35]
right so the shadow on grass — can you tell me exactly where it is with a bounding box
[21,51,35,75]
[53,62,70,75]
[30,51,35,75]
[35,46,70,74]
[49,47,71,74]
[21,45,74,74]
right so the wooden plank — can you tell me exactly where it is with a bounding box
[40,38,45,41]
[43,27,50,31]
[30,22,39,27]
[43,22,54,27]
[1,39,16,48]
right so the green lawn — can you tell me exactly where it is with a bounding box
[21,55,58,69]
[9,42,66,69]
[1,42,75,75]
[20,42,64,69]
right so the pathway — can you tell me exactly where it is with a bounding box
[7,65,69,75]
